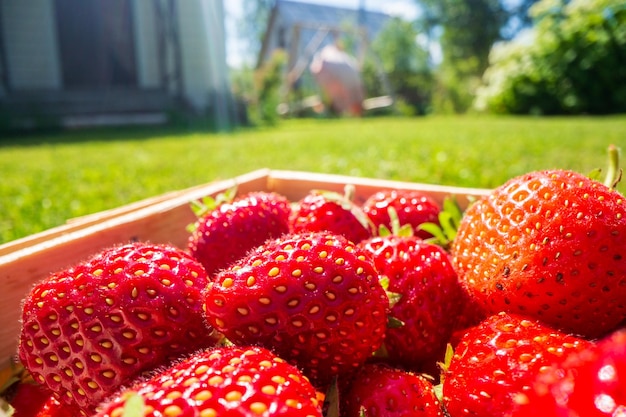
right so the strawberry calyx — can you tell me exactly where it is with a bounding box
[121,393,145,417]
[587,144,622,189]
[433,343,454,402]
[604,144,622,189]
[418,196,464,250]
[0,360,26,399]
[378,276,402,310]
[377,276,404,332]
[322,377,340,417]
[186,184,238,232]
[377,206,414,238]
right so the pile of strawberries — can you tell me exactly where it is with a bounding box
[6,149,626,416]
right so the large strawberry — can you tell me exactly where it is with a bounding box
[188,191,292,276]
[358,233,464,370]
[451,169,626,338]
[362,189,441,239]
[341,363,444,417]
[510,328,626,416]
[95,345,323,417]
[18,242,221,415]
[289,188,375,244]
[203,231,389,388]
[442,311,591,417]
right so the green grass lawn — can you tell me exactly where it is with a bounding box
[1,115,625,245]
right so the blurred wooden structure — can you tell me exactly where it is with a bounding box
[0,0,233,130]
[258,0,394,116]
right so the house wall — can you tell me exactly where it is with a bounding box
[177,0,230,112]
[1,0,61,90]
[0,0,232,127]
[131,0,161,89]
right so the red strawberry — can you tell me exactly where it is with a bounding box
[289,188,374,244]
[449,289,487,347]
[9,382,52,417]
[13,392,76,417]
[18,242,221,415]
[95,345,323,417]
[363,189,441,239]
[188,191,292,276]
[358,234,464,370]
[203,231,389,388]
[442,311,591,417]
[341,363,444,417]
[511,328,626,416]
[451,169,626,338]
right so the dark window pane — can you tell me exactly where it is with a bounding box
[55,0,137,89]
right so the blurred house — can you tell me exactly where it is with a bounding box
[0,0,232,131]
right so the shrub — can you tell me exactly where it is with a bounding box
[475,0,626,115]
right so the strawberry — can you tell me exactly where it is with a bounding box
[188,191,292,276]
[451,169,626,338]
[18,242,222,415]
[289,188,375,244]
[341,363,443,417]
[358,233,464,370]
[511,328,626,416]
[203,231,389,388]
[362,189,441,239]
[13,392,76,417]
[95,345,323,417]
[448,289,487,347]
[442,311,591,417]
[9,382,52,417]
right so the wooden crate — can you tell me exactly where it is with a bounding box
[0,169,490,368]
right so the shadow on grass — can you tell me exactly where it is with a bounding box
[0,120,256,148]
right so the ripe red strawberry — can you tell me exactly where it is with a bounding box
[451,169,626,338]
[362,189,441,239]
[9,382,52,417]
[358,234,464,370]
[203,231,389,388]
[188,191,292,276]
[95,345,323,417]
[289,188,375,244]
[12,391,76,417]
[341,363,444,417]
[510,328,626,416]
[442,311,591,417]
[449,289,487,347]
[18,242,221,415]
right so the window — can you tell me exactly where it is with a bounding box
[54,0,137,89]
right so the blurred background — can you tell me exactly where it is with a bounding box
[1,0,624,131]
[0,0,625,244]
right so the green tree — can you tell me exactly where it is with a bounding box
[475,0,626,114]
[417,0,540,113]
[363,18,433,115]
[239,0,275,65]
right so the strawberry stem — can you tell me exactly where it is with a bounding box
[604,144,622,189]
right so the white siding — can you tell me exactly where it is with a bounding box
[2,0,61,89]
[132,0,160,89]
[177,0,229,110]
